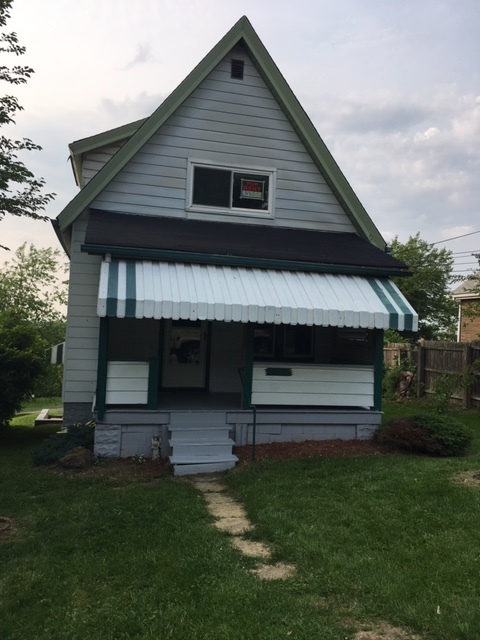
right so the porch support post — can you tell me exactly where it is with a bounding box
[243,323,254,409]
[147,357,159,409]
[373,329,384,411]
[96,317,108,420]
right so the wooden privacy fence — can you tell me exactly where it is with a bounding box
[384,341,480,409]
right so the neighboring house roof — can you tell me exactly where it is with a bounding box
[84,210,409,276]
[452,275,480,300]
[54,15,385,249]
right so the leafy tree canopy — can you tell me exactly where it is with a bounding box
[389,233,457,341]
[0,242,67,327]
[0,0,54,247]
[0,308,45,425]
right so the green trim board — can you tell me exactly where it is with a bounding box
[55,16,385,249]
[373,329,384,411]
[147,358,159,409]
[243,324,254,409]
[96,317,109,420]
[82,243,410,278]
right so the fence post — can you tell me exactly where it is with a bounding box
[416,344,425,398]
[463,344,473,409]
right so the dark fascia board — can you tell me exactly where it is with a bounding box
[56,15,385,250]
[68,118,147,187]
[81,243,411,278]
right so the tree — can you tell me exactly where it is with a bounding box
[0,308,44,425]
[0,242,67,323]
[0,243,67,410]
[389,233,457,341]
[0,0,54,248]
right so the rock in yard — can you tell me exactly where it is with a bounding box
[59,446,95,469]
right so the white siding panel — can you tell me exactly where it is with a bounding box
[91,48,356,234]
[252,364,374,407]
[63,212,101,404]
[105,361,149,405]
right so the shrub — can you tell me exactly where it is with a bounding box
[33,422,95,466]
[375,414,472,457]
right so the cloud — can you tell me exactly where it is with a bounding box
[124,43,157,69]
[307,88,479,245]
[100,92,166,121]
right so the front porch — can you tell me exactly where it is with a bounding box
[94,402,382,474]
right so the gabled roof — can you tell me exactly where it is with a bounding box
[452,275,480,300]
[55,16,385,249]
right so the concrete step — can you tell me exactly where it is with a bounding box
[170,454,238,476]
[169,439,235,457]
[169,426,231,441]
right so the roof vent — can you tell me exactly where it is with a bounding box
[231,59,244,79]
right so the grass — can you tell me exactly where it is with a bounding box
[1,401,480,639]
[19,397,62,413]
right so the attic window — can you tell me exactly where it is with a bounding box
[231,59,244,79]
[187,161,274,216]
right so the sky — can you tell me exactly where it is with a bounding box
[2,0,479,278]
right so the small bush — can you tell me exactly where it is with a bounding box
[33,422,95,466]
[375,414,473,457]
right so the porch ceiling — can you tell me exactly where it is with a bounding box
[97,259,418,331]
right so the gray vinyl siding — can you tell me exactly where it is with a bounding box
[91,45,356,233]
[62,212,101,404]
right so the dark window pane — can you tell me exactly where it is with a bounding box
[284,325,313,357]
[232,172,269,210]
[193,167,231,207]
[253,324,275,357]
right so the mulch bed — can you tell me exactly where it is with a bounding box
[234,439,395,463]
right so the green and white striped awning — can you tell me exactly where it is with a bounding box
[97,260,418,331]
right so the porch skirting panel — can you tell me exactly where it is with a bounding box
[97,259,418,331]
[94,408,382,458]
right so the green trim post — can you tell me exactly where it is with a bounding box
[81,244,410,278]
[147,357,159,409]
[373,329,384,411]
[243,323,254,410]
[96,317,109,420]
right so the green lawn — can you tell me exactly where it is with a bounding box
[0,402,479,639]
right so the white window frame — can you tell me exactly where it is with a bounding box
[186,159,276,219]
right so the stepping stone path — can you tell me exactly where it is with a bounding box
[190,475,296,580]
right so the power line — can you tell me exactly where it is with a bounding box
[432,230,480,245]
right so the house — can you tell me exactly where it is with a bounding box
[53,16,418,474]
[452,277,480,342]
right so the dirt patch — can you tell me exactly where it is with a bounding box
[203,493,247,518]
[0,516,14,539]
[230,537,271,559]
[340,620,421,640]
[452,470,480,488]
[249,562,296,580]
[234,439,394,463]
[213,516,254,535]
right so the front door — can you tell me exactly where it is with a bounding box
[162,320,207,388]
